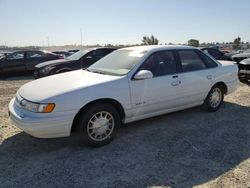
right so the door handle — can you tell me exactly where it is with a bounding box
[207,75,213,80]
[171,81,181,86]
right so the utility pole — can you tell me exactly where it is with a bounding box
[47,36,50,47]
[80,28,83,48]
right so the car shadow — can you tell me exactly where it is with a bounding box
[1,102,250,187]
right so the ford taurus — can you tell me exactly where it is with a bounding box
[9,45,239,147]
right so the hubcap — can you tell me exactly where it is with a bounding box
[87,111,114,141]
[210,88,222,108]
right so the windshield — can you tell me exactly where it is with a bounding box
[66,49,90,61]
[87,49,147,76]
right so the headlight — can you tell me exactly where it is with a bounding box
[17,98,55,113]
[40,66,54,74]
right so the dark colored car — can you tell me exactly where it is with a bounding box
[0,51,13,57]
[200,47,232,61]
[238,58,250,81]
[231,49,250,63]
[0,50,60,77]
[34,47,116,79]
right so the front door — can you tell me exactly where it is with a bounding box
[129,50,182,119]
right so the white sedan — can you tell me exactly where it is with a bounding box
[9,45,239,146]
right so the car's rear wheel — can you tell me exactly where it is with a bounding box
[76,103,120,147]
[202,85,224,112]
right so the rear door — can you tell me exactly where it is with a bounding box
[176,49,217,106]
[2,52,26,75]
[25,51,47,71]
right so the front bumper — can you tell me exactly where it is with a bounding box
[33,69,43,79]
[8,98,74,138]
[238,64,250,79]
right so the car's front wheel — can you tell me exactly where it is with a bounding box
[76,103,120,147]
[202,85,224,112]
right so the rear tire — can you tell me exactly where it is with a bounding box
[202,85,224,112]
[76,103,120,147]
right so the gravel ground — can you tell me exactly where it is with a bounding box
[0,78,250,188]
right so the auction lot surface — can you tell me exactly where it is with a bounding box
[0,78,250,188]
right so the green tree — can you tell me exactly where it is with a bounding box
[188,39,199,47]
[142,35,159,45]
[233,37,241,49]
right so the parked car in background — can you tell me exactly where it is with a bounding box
[9,45,239,147]
[232,49,250,63]
[0,50,60,77]
[0,51,13,58]
[52,51,71,59]
[34,47,116,78]
[238,58,250,81]
[200,47,232,61]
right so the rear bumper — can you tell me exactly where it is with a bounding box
[8,98,74,138]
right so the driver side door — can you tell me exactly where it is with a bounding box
[129,50,183,120]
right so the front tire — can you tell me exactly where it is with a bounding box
[76,103,120,147]
[202,86,224,112]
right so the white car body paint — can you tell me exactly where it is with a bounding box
[9,45,239,138]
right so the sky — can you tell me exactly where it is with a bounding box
[0,0,250,46]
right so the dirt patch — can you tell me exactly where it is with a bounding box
[0,78,250,187]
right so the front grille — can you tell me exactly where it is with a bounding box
[233,57,246,63]
[239,64,250,70]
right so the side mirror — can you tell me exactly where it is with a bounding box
[134,70,153,80]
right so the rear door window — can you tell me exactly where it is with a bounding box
[178,50,207,72]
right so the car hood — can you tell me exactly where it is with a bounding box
[35,59,74,68]
[232,53,250,58]
[239,58,250,65]
[18,70,120,102]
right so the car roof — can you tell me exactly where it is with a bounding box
[121,45,196,53]
[84,47,117,51]
[11,50,49,53]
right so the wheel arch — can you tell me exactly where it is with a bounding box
[212,81,228,94]
[70,98,126,134]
